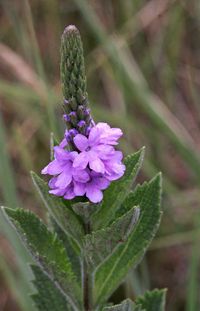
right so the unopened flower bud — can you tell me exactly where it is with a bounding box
[69,111,77,126]
[63,114,70,122]
[69,97,78,110]
[78,120,87,134]
[77,105,85,119]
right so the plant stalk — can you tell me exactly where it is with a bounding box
[83,220,93,311]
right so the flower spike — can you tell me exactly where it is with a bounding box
[60,25,93,135]
[42,26,125,203]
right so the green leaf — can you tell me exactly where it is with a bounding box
[31,171,84,248]
[92,147,145,230]
[84,206,140,269]
[94,174,162,306]
[31,264,72,311]
[52,219,81,281]
[135,289,167,311]
[103,299,142,311]
[2,207,82,310]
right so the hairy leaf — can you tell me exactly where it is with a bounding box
[103,299,142,310]
[84,207,140,269]
[135,289,167,311]
[3,207,82,310]
[94,174,162,306]
[31,264,71,311]
[92,147,145,230]
[31,171,84,248]
[52,219,81,281]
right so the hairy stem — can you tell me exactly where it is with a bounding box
[83,220,93,311]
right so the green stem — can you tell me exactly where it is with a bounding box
[82,220,93,311]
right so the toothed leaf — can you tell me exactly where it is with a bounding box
[103,299,143,310]
[135,289,167,311]
[2,207,82,309]
[31,264,72,311]
[84,206,140,269]
[31,171,84,248]
[94,174,162,306]
[92,148,145,230]
[52,219,81,281]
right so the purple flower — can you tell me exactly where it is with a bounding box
[95,122,123,145]
[48,171,110,203]
[42,146,110,202]
[41,122,125,203]
[48,179,86,200]
[83,172,110,203]
[42,146,89,190]
[73,122,125,179]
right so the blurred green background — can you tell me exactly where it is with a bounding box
[0,0,200,310]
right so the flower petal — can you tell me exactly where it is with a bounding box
[49,188,66,196]
[105,163,125,180]
[41,159,63,175]
[74,182,86,196]
[54,146,70,161]
[55,169,72,189]
[48,177,57,189]
[89,156,105,173]
[59,137,68,148]
[112,162,126,174]
[73,152,89,169]
[64,184,75,200]
[99,124,123,145]
[112,150,123,161]
[74,134,88,151]
[94,176,110,190]
[92,144,115,160]
[88,127,101,146]
[70,151,78,160]
[96,122,110,132]
[86,185,103,203]
[73,168,90,183]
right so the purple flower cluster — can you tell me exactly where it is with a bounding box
[42,122,125,203]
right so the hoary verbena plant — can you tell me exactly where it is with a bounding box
[2,25,166,311]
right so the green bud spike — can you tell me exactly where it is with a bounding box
[60,25,94,136]
[60,25,87,107]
